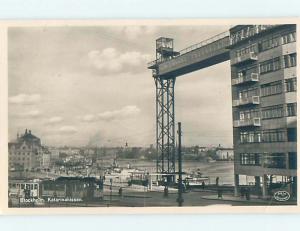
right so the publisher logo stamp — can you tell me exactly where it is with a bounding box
[274,191,290,202]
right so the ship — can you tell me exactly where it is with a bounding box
[184,169,209,187]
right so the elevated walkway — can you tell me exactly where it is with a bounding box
[148,31,231,79]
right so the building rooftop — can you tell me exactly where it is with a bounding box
[19,129,40,141]
[9,129,41,148]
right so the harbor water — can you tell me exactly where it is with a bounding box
[115,160,239,185]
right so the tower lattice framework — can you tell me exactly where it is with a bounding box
[155,76,176,181]
[151,37,179,183]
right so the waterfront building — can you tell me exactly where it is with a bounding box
[8,129,43,171]
[229,25,297,198]
[216,147,234,160]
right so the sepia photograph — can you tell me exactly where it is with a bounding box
[5,22,297,209]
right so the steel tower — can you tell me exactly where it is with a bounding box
[149,38,179,183]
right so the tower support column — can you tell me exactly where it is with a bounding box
[155,77,176,182]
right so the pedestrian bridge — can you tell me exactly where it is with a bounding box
[148,31,231,79]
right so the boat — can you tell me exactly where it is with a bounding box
[184,169,209,187]
[104,159,148,186]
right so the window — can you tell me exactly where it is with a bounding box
[283,53,297,68]
[261,105,284,119]
[235,44,257,57]
[260,60,273,74]
[288,152,297,169]
[273,57,281,71]
[260,57,281,74]
[261,81,282,96]
[240,153,261,166]
[281,32,296,45]
[259,35,280,52]
[286,103,297,116]
[285,78,297,92]
[240,131,261,143]
[237,109,260,120]
[262,129,286,142]
[238,87,259,99]
[264,153,286,169]
[287,128,297,142]
[236,65,258,78]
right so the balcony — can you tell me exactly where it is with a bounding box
[231,52,257,66]
[232,73,259,86]
[232,96,260,107]
[233,118,261,128]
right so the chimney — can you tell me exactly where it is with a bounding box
[29,130,31,134]
[17,133,19,139]
[25,129,28,135]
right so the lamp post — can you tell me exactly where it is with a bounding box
[177,122,184,206]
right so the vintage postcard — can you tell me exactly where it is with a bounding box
[0,19,299,214]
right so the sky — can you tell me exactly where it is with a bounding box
[8,25,233,148]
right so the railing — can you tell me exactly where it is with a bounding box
[177,31,229,56]
[147,31,229,69]
[232,73,259,85]
[230,25,277,46]
[233,117,261,127]
[231,52,257,66]
[232,96,260,107]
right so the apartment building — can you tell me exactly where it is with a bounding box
[8,129,43,171]
[229,25,297,198]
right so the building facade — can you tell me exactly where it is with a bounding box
[41,150,51,169]
[9,129,43,171]
[216,147,234,160]
[230,25,297,198]
[48,147,60,162]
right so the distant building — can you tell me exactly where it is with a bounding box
[8,129,43,171]
[216,147,234,160]
[84,148,96,157]
[41,150,51,169]
[48,147,60,161]
[198,146,208,152]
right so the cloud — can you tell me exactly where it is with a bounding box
[85,48,151,74]
[123,26,158,40]
[98,105,140,121]
[59,126,78,134]
[9,94,41,105]
[81,114,96,122]
[80,105,141,123]
[48,116,63,124]
[20,109,41,118]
